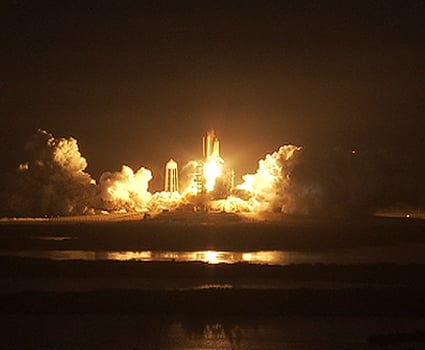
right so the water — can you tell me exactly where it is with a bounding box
[2,243,425,264]
[3,314,424,350]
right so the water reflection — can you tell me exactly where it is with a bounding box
[164,322,241,349]
[1,244,425,264]
[106,251,152,261]
[242,251,287,265]
[2,249,287,264]
[10,250,97,260]
[104,250,286,265]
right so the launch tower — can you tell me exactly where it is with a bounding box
[191,130,235,211]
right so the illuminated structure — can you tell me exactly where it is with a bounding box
[164,159,179,193]
[193,130,223,195]
[191,129,234,204]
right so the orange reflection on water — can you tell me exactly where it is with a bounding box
[14,250,97,260]
[1,249,288,265]
[242,251,288,265]
[105,251,152,261]
[3,245,425,264]
[104,250,244,264]
[195,251,229,264]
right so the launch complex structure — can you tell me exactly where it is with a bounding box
[164,159,179,193]
[163,129,235,211]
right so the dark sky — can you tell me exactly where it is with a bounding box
[2,0,424,191]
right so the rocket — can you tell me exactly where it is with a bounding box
[203,129,220,160]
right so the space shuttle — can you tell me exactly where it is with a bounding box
[203,129,220,160]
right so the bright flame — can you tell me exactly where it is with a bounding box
[204,158,223,192]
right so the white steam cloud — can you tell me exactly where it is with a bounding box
[99,165,152,212]
[236,145,302,213]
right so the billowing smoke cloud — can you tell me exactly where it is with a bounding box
[236,145,302,213]
[235,143,388,218]
[99,165,152,212]
[1,129,96,217]
[231,143,414,218]
[0,130,184,217]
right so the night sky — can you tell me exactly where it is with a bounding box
[2,0,424,195]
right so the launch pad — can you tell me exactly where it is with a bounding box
[163,129,235,212]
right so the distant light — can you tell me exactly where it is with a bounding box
[351,149,356,155]
[406,214,411,218]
